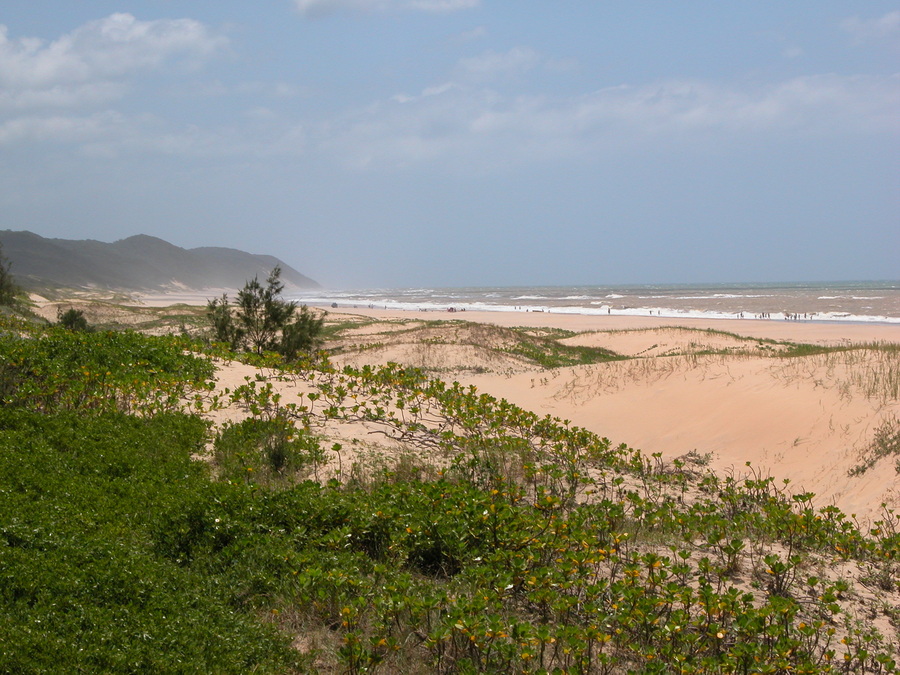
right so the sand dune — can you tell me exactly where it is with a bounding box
[122,293,900,523]
[324,308,900,523]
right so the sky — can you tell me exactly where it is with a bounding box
[0,2,897,288]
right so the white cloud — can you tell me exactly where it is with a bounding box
[841,10,900,43]
[293,0,478,17]
[324,73,900,170]
[235,81,303,98]
[392,82,456,103]
[0,82,126,111]
[457,26,488,42]
[0,111,130,146]
[408,0,479,12]
[458,47,542,82]
[0,14,226,108]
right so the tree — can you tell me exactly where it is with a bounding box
[235,266,297,355]
[57,307,92,332]
[206,293,242,350]
[207,266,324,359]
[280,305,325,361]
[0,242,19,306]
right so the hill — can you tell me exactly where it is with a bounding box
[0,230,319,292]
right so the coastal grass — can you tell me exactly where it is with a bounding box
[326,318,625,371]
[849,415,900,477]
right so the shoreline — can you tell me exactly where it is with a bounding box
[133,291,900,345]
[133,289,900,519]
[319,305,900,346]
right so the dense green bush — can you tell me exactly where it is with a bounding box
[214,415,326,486]
[0,410,299,673]
[0,321,214,414]
[0,242,18,306]
[206,266,324,359]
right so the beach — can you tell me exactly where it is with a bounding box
[130,289,900,522]
[320,306,900,522]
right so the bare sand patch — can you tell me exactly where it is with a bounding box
[560,326,788,357]
[456,351,899,522]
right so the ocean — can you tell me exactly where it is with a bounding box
[288,281,900,325]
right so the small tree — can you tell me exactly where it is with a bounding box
[236,266,297,355]
[280,305,325,361]
[0,242,19,306]
[206,293,242,350]
[57,307,92,332]
[207,266,323,359]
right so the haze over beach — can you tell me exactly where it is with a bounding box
[0,2,897,288]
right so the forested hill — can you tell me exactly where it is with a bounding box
[0,230,319,292]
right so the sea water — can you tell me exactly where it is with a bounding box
[288,281,900,325]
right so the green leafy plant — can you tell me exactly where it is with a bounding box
[206,266,324,360]
[56,306,92,332]
[0,241,19,306]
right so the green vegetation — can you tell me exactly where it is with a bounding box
[326,320,625,372]
[503,337,623,368]
[55,306,92,331]
[1,313,899,672]
[0,320,214,415]
[207,266,324,359]
[0,241,20,306]
[849,415,900,476]
[0,410,299,673]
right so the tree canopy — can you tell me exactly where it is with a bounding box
[206,266,323,359]
[0,242,19,306]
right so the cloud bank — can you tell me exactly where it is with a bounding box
[293,0,478,18]
[0,13,226,109]
[841,10,900,43]
[1,15,897,172]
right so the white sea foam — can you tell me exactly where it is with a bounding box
[290,283,900,325]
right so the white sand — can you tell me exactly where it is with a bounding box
[136,293,900,522]
[326,307,900,522]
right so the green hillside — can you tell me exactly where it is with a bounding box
[0,230,319,292]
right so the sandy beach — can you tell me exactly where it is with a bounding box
[321,305,900,345]
[130,291,900,522]
[318,306,900,522]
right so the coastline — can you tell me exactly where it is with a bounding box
[135,290,900,345]
[133,288,900,521]
[321,306,900,346]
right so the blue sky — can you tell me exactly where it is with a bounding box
[1,2,897,287]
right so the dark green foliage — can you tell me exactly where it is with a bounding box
[0,410,298,674]
[214,415,326,486]
[236,266,297,355]
[206,292,242,349]
[0,241,19,306]
[280,304,325,360]
[55,306,91,332]
[208,266,323,359]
